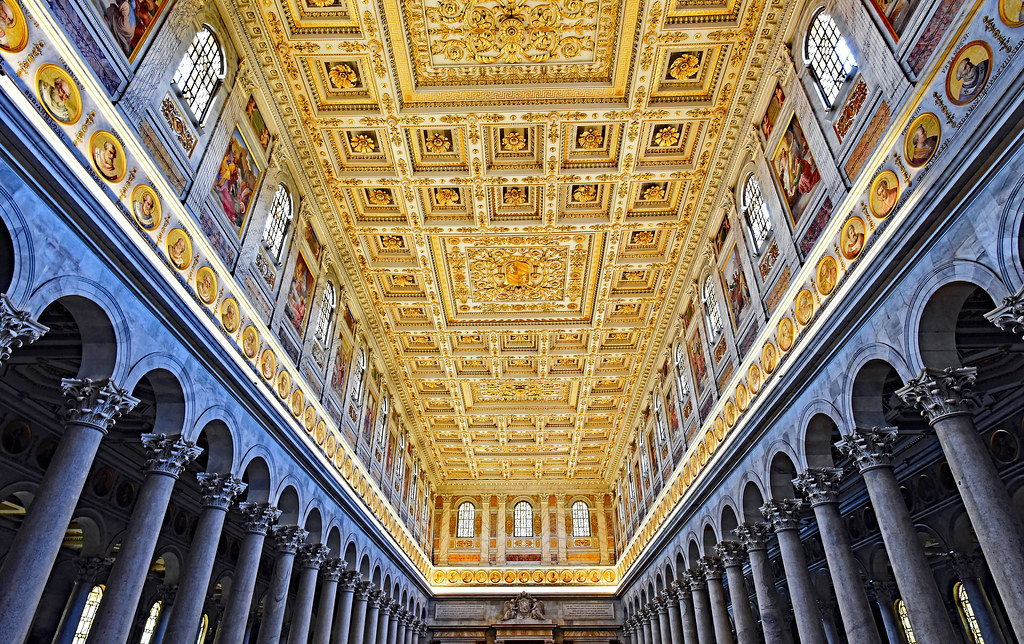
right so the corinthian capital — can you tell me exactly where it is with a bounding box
[685,570,705,592]
[698,556,724,581]
[760,498,803,531]
[985,285,1024,336]
[733,522,771,551]
[670,579,690,599]
[298,543,330,569]
[142,433,202,477]
[354,580,373,598]
[715,540,747,567]
[792,467,844,506]
[0,294,47,365]
[836,426,897,472]
[320,558,345,581]
[238,502,281,535]
[271,525,309,554]
[75,556,113,583]
[896,367,979,423]
[197,472,247,509]
[61,378,139,431]
[338,570,360,589]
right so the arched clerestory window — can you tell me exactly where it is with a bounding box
[139,601,162,644]
[262,184,293,262]
[72,585,104,644]
[955,582,985,643]
[742,174,773,252]
[513,501,534,537]
[172,26,224,124]
[702,274,722,339]
[195,613,209,644]
[805,10,857,106]
[571,500,592,537]
[895,599,917,643]
[314,281,337,346]
[456,502,476,538]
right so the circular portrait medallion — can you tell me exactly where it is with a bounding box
[325,433,336,459]
[36,64,81,125]
[947,41,993,106]
[1001,0,1024,26]
[795,288,815,326]
[89,130,127,183]
[240,325,259,359]
[697,443,708,466]
[706,430,719,453]
[904,112,941,168]
[748,363,763,393]
[0,0,29,53]
[303,406,315,431]
[315,420,327,446]
[724,400,737,427]
[195,266,217,305]
[165,228,192,271]
[220,298,239,334]
[817,255,839,296]
[777,317,795,352]
[713,416,726,440]
[290,388,303,417]
[869,170,900,219]
[260,348,276,381]
[275,370,290,399]
[131,184,161,231]
[762,341,778,374]
[841,216,867,261]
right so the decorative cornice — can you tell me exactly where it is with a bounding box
[141,433,202,478]
[792,467,844,507]
[61,378,139,431]
[760,498,803,531]
[836,426,898,472]
[196,473,247,510]
[0,294,47,365]
[238,502,281,535]
[896,367,980,424]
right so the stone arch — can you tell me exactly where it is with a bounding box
[304,506,324,544]
[358,554,371,579]
[0,180,33,300]
[344,541,358,570]
[675,549,687,581]
[152,548,183,586]
[996,170,1024,288]
[803,411,840,469]
[767,450,799,499]
[741,479,766,524]
[193,417,236,476]
[326,525,342,557]
[122,361,190,437]
[701,523,718,557]
[276,485,301,525]
[720,503,740,541]
[240,456,272,504]
[71,512,105,558]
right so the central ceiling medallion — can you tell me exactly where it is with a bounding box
[470,248,566,302]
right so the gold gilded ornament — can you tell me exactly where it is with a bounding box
[572,184,597,202]
[424,131,452,153]
[641,184,666,201]
[653,126,680,148]
[349,133,376,153]
[435,187,460,205]
[369,189,392,205]
[327,63,359,89]
[577,128,603,149]
[501,130,527,151]
[631,230,655,244]
[503,187,527,206]
[380,235,404,250]
[668,53,700,80]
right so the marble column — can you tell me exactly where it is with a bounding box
[0,294,47,366]
[672,579,699,644]
[837,426,958,642]
[947,551,1008,644]
[310,559,344,644]
[688,571,716,644]
[701,556,735,644]
[761,499,827,644]
[664,586,684,644]
[869,580,905,644]
[656,596,672,644]
[329,571,359,644]
[386,602,399,644]
[90,434,202,644]
[286,544,330,644]
[540,496,551,564]
[496,494,507,564]
[255,525,308,644]
[216,503,282,644]
[51,557,112,644]
[793,468,881,644]
[818,600,843,644]
[393,608,406,644]
[641,607,656,644]
[345,582,371,644]
[149,585,177,644]
[0,378,137,644]
[555,494,568,564]
[734,523,792,644]
[622,617,633,644]
[898,367,1024,638]
[164,473,247,644]
[363,589,382,644]
[437,498,452,564]
[717,541,759,644]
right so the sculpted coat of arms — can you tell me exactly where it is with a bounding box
[501,591,546,620]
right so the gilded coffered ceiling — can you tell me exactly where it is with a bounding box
[234,0,788,490]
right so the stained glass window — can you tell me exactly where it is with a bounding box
[513,501,534,537]
[195,613,209,644]
[702,275,722,338]
[172,27,223,123]
[72,585,104,644]
[895,599,917,643]
[456,502,475,538]
[262,185,292,262]
[571,501,592,537]
[956,582,986,644]
[139,601,162,644]
[805,11,857,106]
[743,175,772,251]
[314,282,337,346]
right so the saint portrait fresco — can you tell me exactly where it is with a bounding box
[245,96,272,152]
[220,298,239,334]
[946,41,992,106]
[331,334,351,401]
[211,127,264,236]
[241,325,259,359]
[795,288,815,326]
[905,113,940,168]
[817,255,839,296]
[771,115,822,225]
[841,216,867,260]
[870,170,900,219]
[1000,0,1024,27]
[131,184,161,231]
[363,391,378,442]
[36,65,81,125]
[165,228,192,271]
[760,82,786,139]
[89,130,127,183]
[93,0,169,61]
[868,0,922,40]
[686,329,709,397]
[260,348,276,381]
[284,251,315,334]
[777,317,795,352]
[720,243,750,329]
[0,0,28,53]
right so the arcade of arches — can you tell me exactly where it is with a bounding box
[3,0,1024,642]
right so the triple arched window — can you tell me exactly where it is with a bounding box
[262,185,293,262]
[702,274,723,338]
[742,175,772,252]
[72,585,104,644]
[313,281,337,345]
[456,501,476,538]
[805,10,857,106]
[571,500,592,537]
[172,26,224,124]
[513,501,534,537]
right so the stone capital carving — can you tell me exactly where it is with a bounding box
[685,569,705,592]
[896,367,979,424]
[760,498,803,531]
[699,556,724,581]
[61,378,139,431]
[664,584,679,602]
[354,580,373,598]
[75,556,113,583]
[271,524,309,554]
[338,570,360,590]
[946,550,984,579]
[320,558,345,581]
[733,522,771,551]
[836,426,898,472]
[0,294,47,365]
[870,578,898,605]
[298,543,330,569]
[715,540,747,567]
[238,502,281,535]
[985,286,1024,336]
[670,579,691,600]
[154,584,178,603]
[142,433,202,478]
[197,472,246,509]
[792,467,844,506]
[366,588,385,609]
[654,595,669,613]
